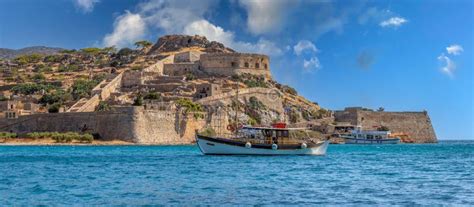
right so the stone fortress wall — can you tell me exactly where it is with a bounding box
[200,53,272,79]
[161,52,272,79]
[334,107,437,143]
[0,107,210,144]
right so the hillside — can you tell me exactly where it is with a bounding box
[0,34,437,144]
[0,46,65,59]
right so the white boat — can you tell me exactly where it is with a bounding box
[341,127,400,144]
[196,125,329,155]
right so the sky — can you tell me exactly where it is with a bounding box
[0,0,473,139]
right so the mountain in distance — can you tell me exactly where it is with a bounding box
[0,46,65,59]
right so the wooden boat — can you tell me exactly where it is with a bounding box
[196,125,329,155]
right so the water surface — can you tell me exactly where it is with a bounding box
[0,141,473,205]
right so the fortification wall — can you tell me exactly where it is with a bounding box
[334,109,437,143]
[163,63,199,76]
[143,55,175,75]
[0,107,136,140]
[200,53,271,79]
[358,111,437,143]
[0,107,209,144]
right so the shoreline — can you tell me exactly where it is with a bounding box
[0,138,134,146]
[0,138,198,146]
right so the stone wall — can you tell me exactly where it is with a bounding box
[0,107,209,144]
[198,87,284,115]
[334,108,437,143]
[0,107,136,140]
[122,70,143,88]
[163,63,200,76]
[200,53,272,79]
[143,55,175,75]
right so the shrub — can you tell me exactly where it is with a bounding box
[71,79,99,100]
[193,113,204,120]
[200,127,216,137]
[51,132,94,143]
[185,73,195,80]
[0,132,17,138]
[248,117,257,126]
[32,73,46,81]
[133,95,144,106]
[0,96,8,101]
[248,96,266,110]
[48,103,62,113]
[77,134,94,143]
[281,85,297,96]
[97,101,111,111]
[175,98,203,113]
[39,90,71,106]
[143,92,161,100]
[11,83,57,95]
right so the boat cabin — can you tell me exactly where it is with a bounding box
[240,126,307,144]
[345,128,391,140]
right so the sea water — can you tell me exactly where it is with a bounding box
[0,141,473,205]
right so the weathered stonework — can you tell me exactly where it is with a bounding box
[200,53,272,79]
[334,107,437,143]
[0,107,210,144]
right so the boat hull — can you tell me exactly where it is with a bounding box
[343,137,400,144]
[196,135,329,155]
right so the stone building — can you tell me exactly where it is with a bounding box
[174,51,202,63]
[200,53,271,79]
[195,83,221,99]
[0,100,41,119]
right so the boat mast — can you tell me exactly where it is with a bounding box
[233,81,239,135]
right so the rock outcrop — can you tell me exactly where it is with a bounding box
[148,35,235,55]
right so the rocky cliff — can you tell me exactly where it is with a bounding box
[148,35,235,55]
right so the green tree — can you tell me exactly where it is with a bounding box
[134,40,152,49]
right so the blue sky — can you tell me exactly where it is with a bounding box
[0,0,473,139]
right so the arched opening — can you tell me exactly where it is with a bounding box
[264,64,268,69]
[255,63,260,68]
[244,62,249,68]
[231,62,237,67]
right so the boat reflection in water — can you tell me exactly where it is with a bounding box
[196,123,329,155]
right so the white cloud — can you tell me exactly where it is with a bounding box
[138,0,216,34]
[303,57,321,72]
[183,20,234,47]
[183,19,282,55]
[103,0,283,55]
[238,0,295,35]
[438,53,456,78]
[74,0,100,13]
[446,44,463,55]
[103,11,146,48]
[293,40,318,56]
[380,17,407,28]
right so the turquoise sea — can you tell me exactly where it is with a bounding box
[0,141,473,206]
